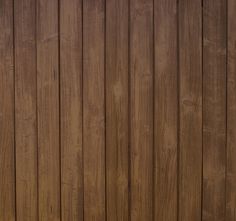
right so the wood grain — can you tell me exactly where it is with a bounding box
[37,0,60,220]
[14,0,38,220]
[60,0,83,220]
[154,0,178,220]
[227,0,236,219]
[130,0,154,220]
[202,0,227,220]
[178,0,202,220]
[0,0,15,220]
[106,0,129,220]
[83,0,105,220]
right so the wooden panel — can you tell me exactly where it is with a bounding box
[178,0,202,220]
[83,0,105,220]
[0,0,15,220]
[60,0,83,220]
[202,0,227,220]
[130,0,153,220]
[14,0,38,220]
[37,0,60,220]
[106,0,129,221]
[154,0,178,220]
[227,0,236,219]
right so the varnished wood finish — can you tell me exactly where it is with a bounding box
[0,1,235,220]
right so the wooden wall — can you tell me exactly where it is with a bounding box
[0,0,234,220]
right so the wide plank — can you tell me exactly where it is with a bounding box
[202,0,227,220]
[106,0,129,220]
[14,0,38,220]
[179,0,202,220]
[60,0,83,220]
[0,0,15,220]
[37,0,60,220]
[154,0,178,220]
[83,0,105,220]
[130,0,154,220]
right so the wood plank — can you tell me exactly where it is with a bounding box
[14,0,38,220]
[227,0,236,219]
[130,0,153,220]
[202,0,227,220]
[178,0,202,220]
[60,0,83,220]
[83,0,105,220]
[106,0,129,220]
[37,0,60,220]
[0,0,15,220]
[105,0,129,220]
[154,0,178,220]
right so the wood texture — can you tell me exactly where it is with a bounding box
[0,1,235,221]
[154,0,178,220]
[37,0,60,220]
[0,0,15,220]
[130,0,153,220]
[203,0,227,220]
[106,0,129,221]
[227,0,236,219]
[14,0,38,220]
[179,0,202,220]
[60,0,83,220]
[83,0,105,220]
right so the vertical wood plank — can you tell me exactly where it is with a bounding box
[60,0,83,220]
[179,0,202,220]
[227,0,236,219]
[154,0,178,220]
[203,0,227,220]
[14,0,38,220]
[0,0,15,220]
[83,0,105,220]
[106,0,129,220]
[130,0,153,220]
[37,0,60,220]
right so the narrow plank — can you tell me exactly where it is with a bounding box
[83,0,105,220]
[154,0,178,220]
[227,0,236,219]
[60,0,83,220]
[130,0,153,220]
[202,0,227,220]
[14,0,38,220]
[178,0,202,220]
[106,0,129,220]
[37,0,60,220]
[0,0,15,220]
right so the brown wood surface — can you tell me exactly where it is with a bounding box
[203,0,227,220]
[60,0,83,220]
[154,0,178,220]
[130,0,154,220]
[0,1,235,220]
[37,0,60,220]
[179,0,202,220]
[83,0,105,221]
[227,0,236,219]
[14,0,38,220]
[106,0,129,221]
[0,0,15,220]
